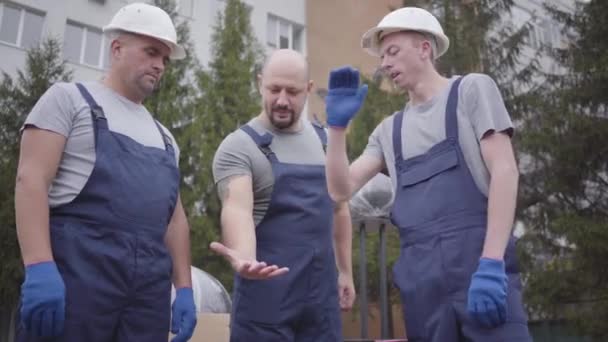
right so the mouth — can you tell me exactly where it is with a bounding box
[273,111,292,119]
[273,108,292,115]
[390,71,401,81]
[145,73,158,82]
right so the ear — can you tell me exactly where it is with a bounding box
[421,40,433,61]
[306,80,314,93]
[109,39,122,60]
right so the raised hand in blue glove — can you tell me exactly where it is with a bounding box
[20,261,66,337]
[171,287,197,342]
[325,66,368,128]
[467,258,508,328]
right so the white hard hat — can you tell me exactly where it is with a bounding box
[361,7,449,59]
[103,2,185,60]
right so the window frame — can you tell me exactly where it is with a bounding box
[0,2,45,49]
[266,13,304,52]
[63,20,108,69]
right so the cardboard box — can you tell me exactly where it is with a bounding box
[169,313,408,341]
[170,313,230,342]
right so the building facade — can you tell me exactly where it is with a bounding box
[0,0,306,81]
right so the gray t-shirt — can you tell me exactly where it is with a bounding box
[363,73,513,198]
[212,117,326,225]
[23,81,180,208]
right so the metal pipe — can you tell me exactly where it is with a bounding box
[379,223,389,338]
[358,222,368,338]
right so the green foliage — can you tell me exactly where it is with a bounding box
[189,0,264,289]
[0,38,73,307]
[517,1,608,338]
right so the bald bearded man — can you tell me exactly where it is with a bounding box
[210,49,355,341]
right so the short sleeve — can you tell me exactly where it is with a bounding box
[460,73,514,140]
[22,82,77,137]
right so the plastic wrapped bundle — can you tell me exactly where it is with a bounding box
[171,266,232,313]
[349,173,394,222]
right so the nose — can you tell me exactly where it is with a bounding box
[380,56,392,73]
[152,56,165,74]
[276,89,289,106]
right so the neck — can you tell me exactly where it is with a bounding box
[406,67,449,106]
[103,70,144,104]
[258,111,302,133]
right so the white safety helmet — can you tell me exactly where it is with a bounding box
[361,7,449,59]
[103,2,185,60]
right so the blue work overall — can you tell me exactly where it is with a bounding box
[390,78,531,341]
[17,83,179,341]
[229,123,342,342]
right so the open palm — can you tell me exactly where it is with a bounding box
[210,242,289,280]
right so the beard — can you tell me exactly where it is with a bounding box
[267,105,297,130]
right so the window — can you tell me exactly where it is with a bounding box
[528,18,562,49]
[0,3,44,49]
[266,14,304,52]
[63,21,109,69]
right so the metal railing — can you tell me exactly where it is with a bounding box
[345,218,407,342]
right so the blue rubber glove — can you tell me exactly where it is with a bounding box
[467,258,508,328]
[20,261,66,337]
[325,66,368,128]
[171,287,197,342]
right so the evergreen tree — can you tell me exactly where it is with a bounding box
[0,38,73,306]
[517,1,608,339]
[190,0,264,288]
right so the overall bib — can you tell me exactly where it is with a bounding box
[390,78,531,341]
[17,83,179,342]
[230,123,342,342]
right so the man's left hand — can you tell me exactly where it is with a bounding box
[467,258,508,328]
[338,272,356,311]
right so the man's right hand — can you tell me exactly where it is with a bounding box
[325,66,368,128]
[209,242,289,279]
[20,261,65,337]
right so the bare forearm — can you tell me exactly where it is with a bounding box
[221,208,257,260]
[165,218,192,288]
[482,167,519,260]
[15,177,53,266]
[333,203,352,275]
[326,128,352,202]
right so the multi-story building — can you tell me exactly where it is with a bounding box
[0,0,306,81]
